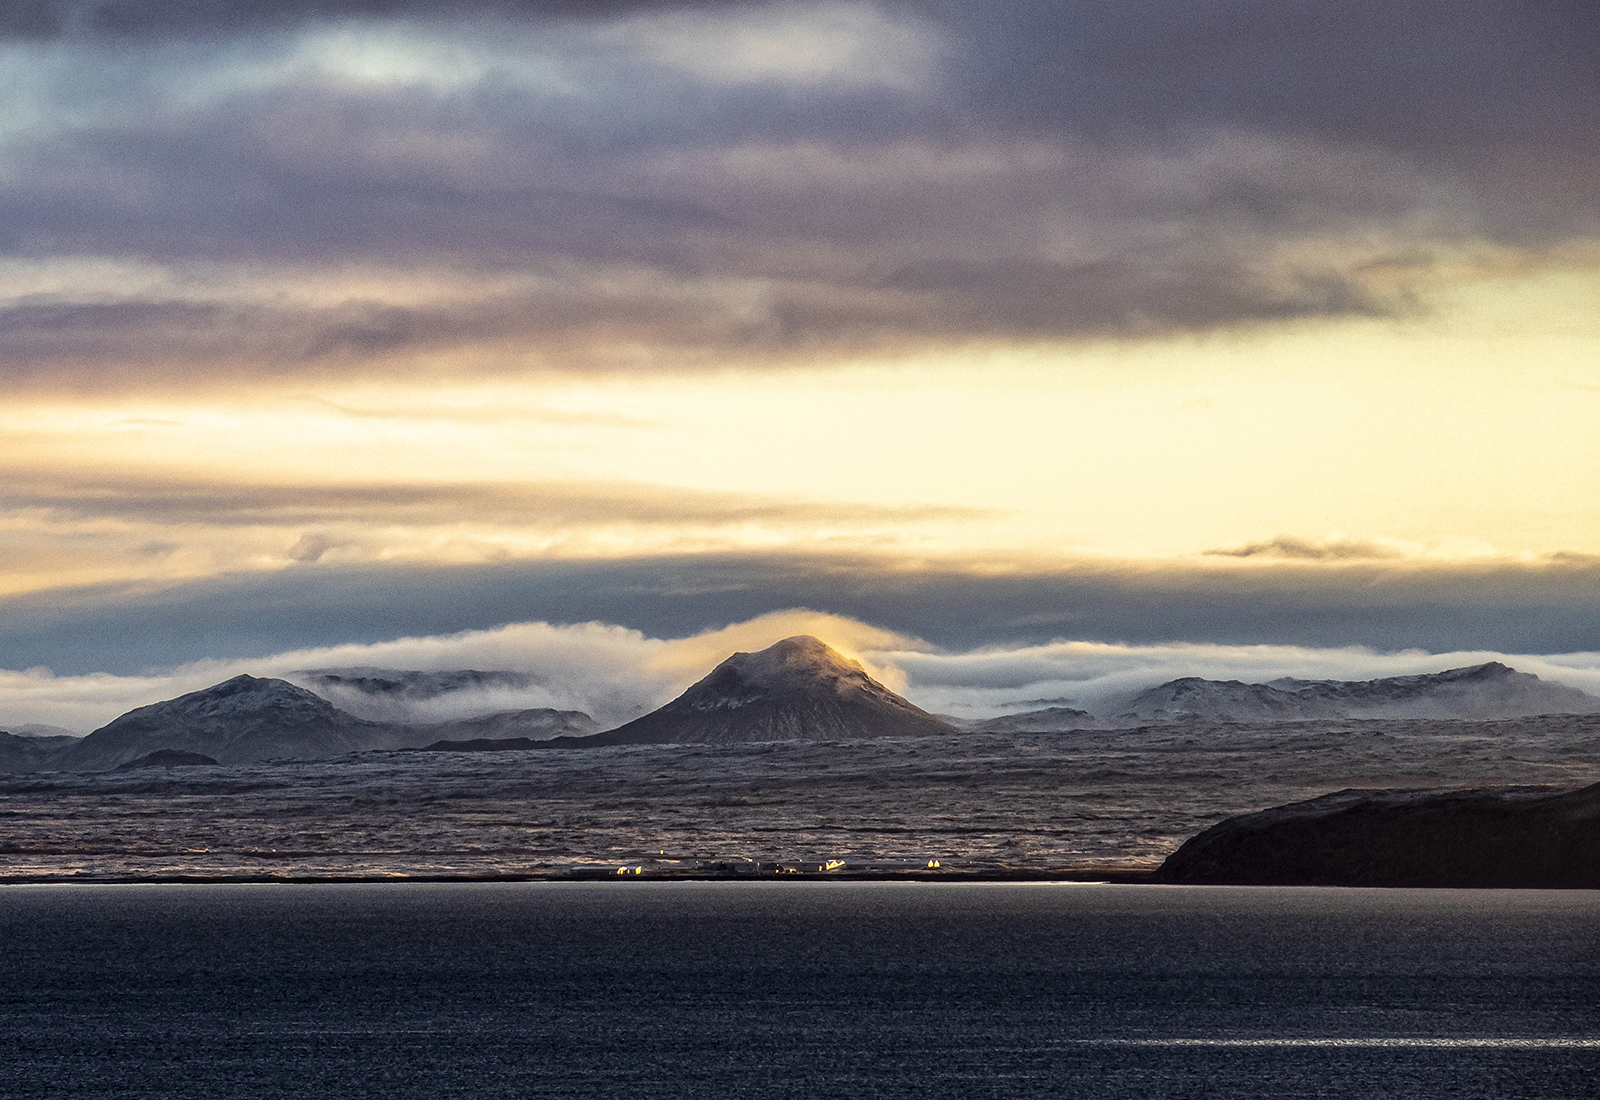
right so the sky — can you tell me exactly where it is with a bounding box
[2,0,1598,729]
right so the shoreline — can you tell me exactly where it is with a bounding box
[0,865,1162,886]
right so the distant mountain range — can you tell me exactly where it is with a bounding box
[2,646,1596,772]
[974,662,1598,730]
[966,706,1097,733]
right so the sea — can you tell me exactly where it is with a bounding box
[4,881,1599,1098]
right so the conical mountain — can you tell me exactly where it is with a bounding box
[572,635,954,745]
[56,674,414,770]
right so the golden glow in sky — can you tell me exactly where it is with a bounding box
[5,261,1596,602]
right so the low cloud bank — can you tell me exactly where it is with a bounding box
[884,640,1600,720]
[2,609,1597,734]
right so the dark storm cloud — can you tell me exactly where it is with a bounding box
[6,552,1600,676]
[1,0,1595,375]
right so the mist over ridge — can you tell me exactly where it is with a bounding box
[0,634,1592,777]
[3,611,1598,749]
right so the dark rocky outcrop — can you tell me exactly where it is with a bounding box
[1155,782,1600,888]
[115,749,219,769]
[409,737,549,753]
[547,635,954,747]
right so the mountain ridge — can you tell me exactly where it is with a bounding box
[9,654,1597,772]
[51,675,599,771]
[974,662,1599,730]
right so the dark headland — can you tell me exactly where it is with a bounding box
[1155,782,1600,888]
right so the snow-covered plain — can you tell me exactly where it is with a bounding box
[4,714,1598,881]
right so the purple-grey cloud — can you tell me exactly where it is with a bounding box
[0,0,1593,380]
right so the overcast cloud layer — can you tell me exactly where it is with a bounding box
[1,0,1595,382]
[7,552,1600,679]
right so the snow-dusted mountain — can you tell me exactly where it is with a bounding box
[564,635,955,746]
[419,707,599,741]
[55,675,418,770]
[1112,662,1597,724]
[18,654,1595,773]
[39,639,941,762]
[1266,662,1599,717]
[968,706,1097,733]
[48,674,601,771]
[958,662,1599,731]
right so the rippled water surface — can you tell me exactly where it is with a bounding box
[4,882,1599,1098]
[2,718,1597,878]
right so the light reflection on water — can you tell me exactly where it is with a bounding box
[3,882,1599,1098]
